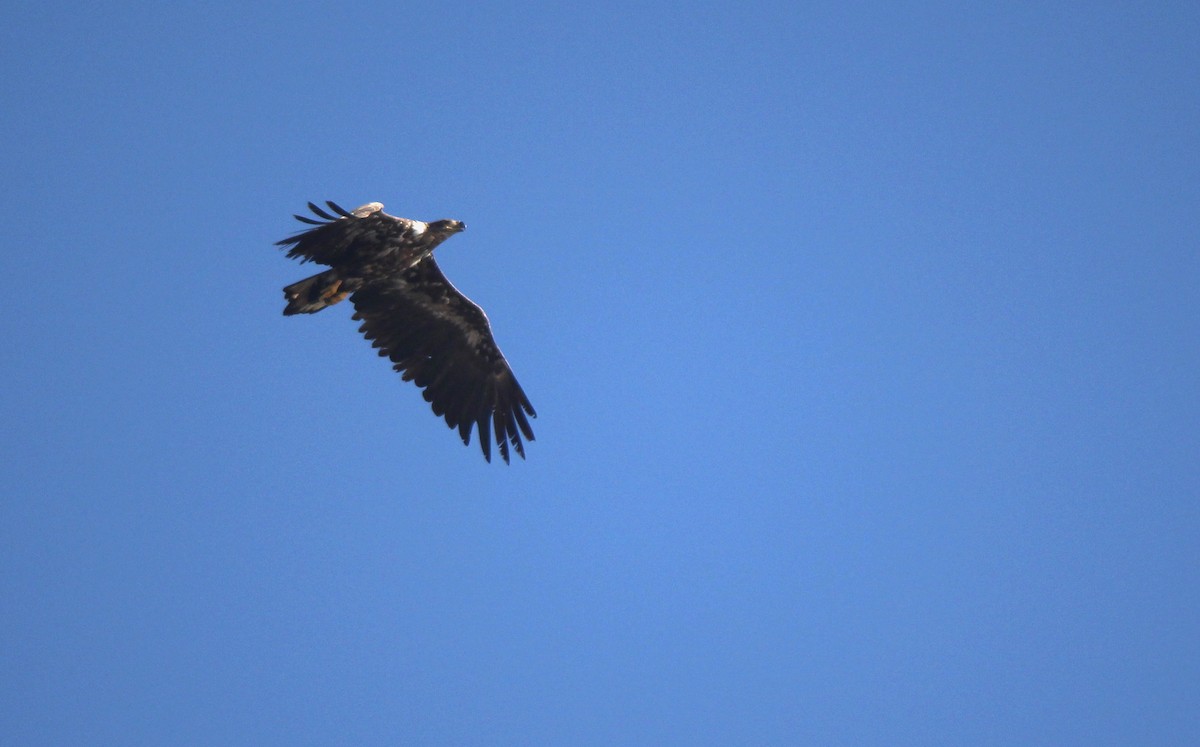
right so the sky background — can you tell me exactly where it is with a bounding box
[2,2,1198,744]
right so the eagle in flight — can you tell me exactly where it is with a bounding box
[276,201,535,464]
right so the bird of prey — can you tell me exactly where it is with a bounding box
[276,201,535,463]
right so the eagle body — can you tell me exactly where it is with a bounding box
[276,201,535,463]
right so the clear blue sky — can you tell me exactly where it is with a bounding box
[3,2,1198,744]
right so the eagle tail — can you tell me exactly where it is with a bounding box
[282,270,353,315]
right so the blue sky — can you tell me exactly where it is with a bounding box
[2,2,1198,744]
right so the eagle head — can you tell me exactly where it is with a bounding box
[430,219,466,235]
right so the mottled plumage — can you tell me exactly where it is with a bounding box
[276,201,535,463]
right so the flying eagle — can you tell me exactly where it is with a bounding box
[276,201,535,463]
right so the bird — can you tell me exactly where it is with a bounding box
[276,200,536,464]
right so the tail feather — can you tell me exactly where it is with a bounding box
[283,270,355,315]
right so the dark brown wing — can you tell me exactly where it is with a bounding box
[275,201,427,267]
[350,258,536,463]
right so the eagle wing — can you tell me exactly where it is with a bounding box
[350,258,537,464]
[275,201,427,266]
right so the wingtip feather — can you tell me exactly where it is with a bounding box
[307,201,337,220]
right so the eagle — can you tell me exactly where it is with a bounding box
[276,201,535,464]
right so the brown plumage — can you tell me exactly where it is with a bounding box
[276,201,536,464]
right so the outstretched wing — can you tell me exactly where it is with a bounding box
[350,258,537,464]
[275,201,426,266]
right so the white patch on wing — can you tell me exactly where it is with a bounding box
[424,294,486,348]
[408,220,428,236]
[351,202,384,217]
